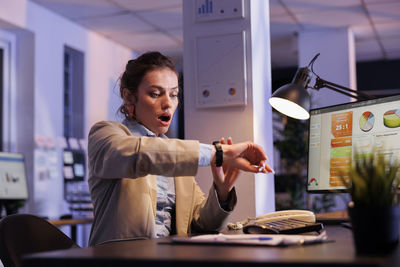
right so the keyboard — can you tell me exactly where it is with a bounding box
[243,218,324,235]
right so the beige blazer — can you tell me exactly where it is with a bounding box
[88,121,236,246]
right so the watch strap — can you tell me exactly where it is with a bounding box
[212,141,223,167]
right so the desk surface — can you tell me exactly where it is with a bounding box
[23,226,400,267]
[49,217,93,227]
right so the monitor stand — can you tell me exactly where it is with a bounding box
[316,210,350,225]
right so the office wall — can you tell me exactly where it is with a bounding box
[0,0,132,221]
[0,0,27,28]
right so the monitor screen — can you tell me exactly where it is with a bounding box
[307,94,400,193]
[0,152,29,200]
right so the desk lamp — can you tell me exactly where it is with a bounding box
[269,53,375,120]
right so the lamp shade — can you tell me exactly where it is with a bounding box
[269,67,311,120]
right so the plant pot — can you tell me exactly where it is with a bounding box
[348,205,400,255]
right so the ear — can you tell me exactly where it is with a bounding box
[128,105,135,119]
[122,88,136,119]
[122,88,134,104]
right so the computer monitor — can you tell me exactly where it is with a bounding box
[0,152,29,200]
[307,94,400,193]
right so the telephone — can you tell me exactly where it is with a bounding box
[227,210,316,230]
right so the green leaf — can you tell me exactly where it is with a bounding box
[347,150,400,207]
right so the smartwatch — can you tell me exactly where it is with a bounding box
[212,141,223,167]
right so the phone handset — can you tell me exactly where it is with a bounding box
[227,210,316,230]
[254,210,315,224]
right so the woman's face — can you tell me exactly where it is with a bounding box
[132,67,179,136]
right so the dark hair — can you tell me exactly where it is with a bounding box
[119,51,177,119]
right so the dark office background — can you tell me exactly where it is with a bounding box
[272,59,400,95]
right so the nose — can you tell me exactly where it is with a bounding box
[161,94,172,109]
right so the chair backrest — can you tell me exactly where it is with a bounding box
[0,214,79,267]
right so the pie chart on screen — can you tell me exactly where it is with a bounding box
[384,109,400,128]
[359,111,374,132]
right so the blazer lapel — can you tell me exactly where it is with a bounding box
[147,175,158,219]
[174,176,195,236]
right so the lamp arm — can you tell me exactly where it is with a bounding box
[313,77,375,100]
[324,84,366,100]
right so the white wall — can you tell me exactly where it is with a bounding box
[298,28,356,108]
[183,0,275,222]
[0,0,27,28]
[250,1,275,216]
[0,0,132,223]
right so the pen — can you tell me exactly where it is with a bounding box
[212,236,273,242]
[248,237,273,241]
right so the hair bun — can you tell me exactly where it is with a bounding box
[126,59,136,69]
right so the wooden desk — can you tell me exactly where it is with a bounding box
[22,226,400,267]
[317,210,349,219]
[49,218,93,242]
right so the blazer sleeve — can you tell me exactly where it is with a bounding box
[88,121,200,179]
[190,183,237,233]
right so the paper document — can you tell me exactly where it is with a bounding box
[172,231,327,246]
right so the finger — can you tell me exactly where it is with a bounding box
[220,137,226,145]
[233,158,261,173]
[227,137,233,145]
[227,169,240,191]
[253,144,268,161]
[223,164,230,175]
[257,161,266,173]
[225,166,239,180]
[220,138,228,172]
[224,167,234,185]
[264,163,275,174]
[257,161,275,174]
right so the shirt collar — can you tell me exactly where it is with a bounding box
[122,119,167,138]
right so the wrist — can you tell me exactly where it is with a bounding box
[212,141,223,167]
[214,182,229,202]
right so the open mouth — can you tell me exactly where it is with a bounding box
[159,115,170,122]
[158,114,171,124]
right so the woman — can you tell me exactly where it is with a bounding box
[88,51,273,246]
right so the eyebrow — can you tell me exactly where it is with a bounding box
[149,85,179,91]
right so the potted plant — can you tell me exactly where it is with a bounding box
[341,151,400,254]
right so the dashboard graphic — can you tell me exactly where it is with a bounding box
[384,109,400,128]
[308,177,318,186]
[359,111,375,132]
[330,112,352,187]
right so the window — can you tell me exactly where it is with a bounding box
[0,48,3,150]
[63,46,84,139]
[0,30,17,152]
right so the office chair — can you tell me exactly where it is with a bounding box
[0,213,80,267]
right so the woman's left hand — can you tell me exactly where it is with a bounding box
[211,137,240,202]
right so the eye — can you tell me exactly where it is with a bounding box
[171,93,179,99]
[150,92,160,98]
